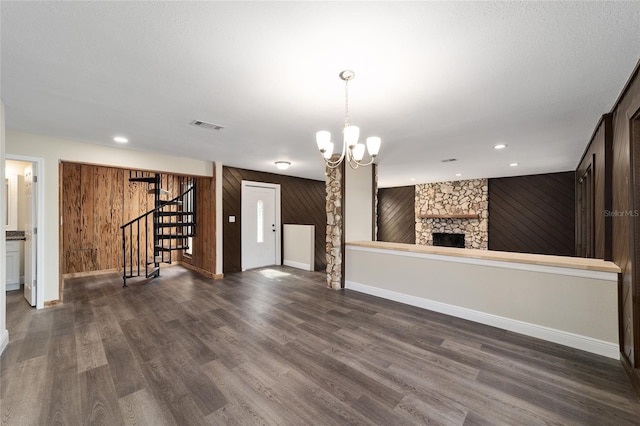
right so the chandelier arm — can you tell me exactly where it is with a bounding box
[323,140,348,167]
[356,157,375,167]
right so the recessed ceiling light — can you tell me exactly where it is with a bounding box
[455,173,462,177]
[509,162,519,167]
[494,144,507,150]
[113,136,128,143]
[410,178,416,181]
[275,161,291,170]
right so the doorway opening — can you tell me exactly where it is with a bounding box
[5,155,44,309]
[241,181,281,271]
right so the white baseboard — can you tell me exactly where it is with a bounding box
[345,280,619,359]
[6,283,20,291]
[283,260,313,272]
[0,329,8,356]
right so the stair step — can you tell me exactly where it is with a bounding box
[156,235,189,240]
[129,176,158,183]
[156,222,196,228]
[148,188,170,196]
[155,245,188,252]
[157,211,194,217]
[146,256,163,265]
[145,267,160,278]
[159,200,183,206]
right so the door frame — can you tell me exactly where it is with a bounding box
[241,180,281,271]
[5,154,45,309]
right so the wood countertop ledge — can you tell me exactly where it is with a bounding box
[346,241,621,274]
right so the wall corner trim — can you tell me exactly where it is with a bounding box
[0,329,9,356]
[345,280,619,359]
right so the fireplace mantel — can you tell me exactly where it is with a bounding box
[419,213,479,219]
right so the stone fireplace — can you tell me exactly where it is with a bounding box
[415,179,488,249]
[433,232,465,248]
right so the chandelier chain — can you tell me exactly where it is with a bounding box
[344,78,350,129]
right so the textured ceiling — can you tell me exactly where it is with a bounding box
[2,2,640,187]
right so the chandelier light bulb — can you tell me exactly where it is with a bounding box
[352,144,366,161]
[323,142,334,159]
[343,125,360,149]
[316,131,331,152]
[366,137,381,157]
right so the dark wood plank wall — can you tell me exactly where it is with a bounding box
[377,186,415,244]
[488,172,576,256]
[61,162,214,275]
[222,166,326,273]
[610,63,640,375]
[576,115,613,260]
[631,113,640,372]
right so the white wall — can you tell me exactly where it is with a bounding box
[283,224,314,271]
[5,130,214,303]
[1,102,8,355]
[346,244,620,358]
[344,165,373,242]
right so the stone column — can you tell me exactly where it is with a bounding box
[325,163,344,289]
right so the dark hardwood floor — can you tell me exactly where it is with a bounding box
[1,265,639,425]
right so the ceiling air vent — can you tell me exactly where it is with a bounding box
[441,158,457,163]
[190,120,224,131]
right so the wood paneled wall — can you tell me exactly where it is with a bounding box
[179,174,217,277]
[488,172,576,256]
[223,166,326,273]
[377,186,415,244]
[609,62,640,378]
[576,115,613,260]
[61,162,215,276]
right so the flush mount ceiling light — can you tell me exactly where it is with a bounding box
[455,173,463,177]
[275,161,291,170]
[494,144,507,150]
[509,162,519,167]
[316,70,381,169]
[113,136,128,143]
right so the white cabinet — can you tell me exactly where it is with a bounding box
[6,240,21,291]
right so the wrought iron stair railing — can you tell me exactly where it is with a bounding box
[121,172,196,286]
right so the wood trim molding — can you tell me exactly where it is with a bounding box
[620,351,640,399]
[179,261,223,279]
[62,267,121,279]
[346,241,621,275]
[603,114,614,261]
[0,330,9,356]
[631,107,640,368]
[419,213,479,219]
[371,164,377,241]
[340,161,346,289]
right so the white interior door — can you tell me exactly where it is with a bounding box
[242,184,278,270]
[24,163,37,306]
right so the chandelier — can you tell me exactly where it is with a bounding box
[316,70,381,169]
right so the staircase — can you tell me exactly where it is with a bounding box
[120,171,196,287]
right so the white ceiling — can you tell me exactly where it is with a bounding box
[2,2,640,187]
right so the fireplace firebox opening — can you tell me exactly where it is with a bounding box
[433,233,465,248]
